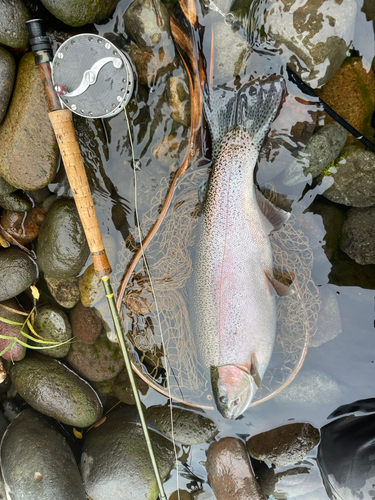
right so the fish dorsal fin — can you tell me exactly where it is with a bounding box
[250,353,263,392]
[265,270,294,296]
[256,190,290,234]
[203,77,285,159]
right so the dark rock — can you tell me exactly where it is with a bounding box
[340,206,375,265]
[45,275,80,309]
[10,352,103,427]
[113,368,149,404]
[70,301,103,344]
[169,491,192,500]
[321,146,375,207]
[1,205,46,245]
[31,305,72,358]
[0,298,28,361]
[0,176,16,196]
[0,247,38,302]
[147,405,218,445]
[37,198,90,279]
[0,52,58,190]
[247,422,320,467]
[0,0,30,48]
[206,437,266,500]
[328,256,375,289]
[261,0,357,88]
[81,405,176,500]
[0,192,32,212]
[0,46,15,123]
[284,122,347,185]
[40,0,120,26]
[66,332,125,382]
[1,408,86,500]
[2,398,21,421]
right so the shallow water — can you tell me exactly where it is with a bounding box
[48,0,375,497]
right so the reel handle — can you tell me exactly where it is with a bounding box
[27,19,112,277]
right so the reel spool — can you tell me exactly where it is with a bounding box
[52,34,134,119]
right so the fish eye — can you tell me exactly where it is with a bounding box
[219,395,228,406]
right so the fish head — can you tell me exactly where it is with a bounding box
[211,364,256,420]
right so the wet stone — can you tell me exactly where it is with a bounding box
[0,0,30,48]
[206,437,267,500]
[66,332,125,382]
[275,369,341,407]
[261,0,357,88]
[10,352,103,427]
[81,405,175,500]
[45,275,80,309]
[31,305,72,358]
[164,73,191,127]
[0,52,58,190]
[79,263,105,307]
[0,46,15,123]
[113,367,149,404]
[70,301,103,344]
[169,491,192,500]
[0,299,28,362]
[0,176,16,196]
[147,405,218,446]
[37,199,90,279]
[0,247,38,302]
[1,408,86,500]
[339,206,375,265]
[39,0,120,26]
[1,205,46,245]
[316,58,375,144]
[247,423,320,467]
[0,192,32,212]
[321,146,375,207]
[283,122,348,185]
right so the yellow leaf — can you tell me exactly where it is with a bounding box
[30,286,40,300]
[73,427,83,439]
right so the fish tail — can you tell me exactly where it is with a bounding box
[203,77,285,156]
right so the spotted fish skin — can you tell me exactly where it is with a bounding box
[190,79,286,419]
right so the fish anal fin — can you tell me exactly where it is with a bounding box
[265,269,294,296]
[250,353,263,392]
[256,190,290,234]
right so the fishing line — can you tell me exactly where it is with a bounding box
[123,104,181,500]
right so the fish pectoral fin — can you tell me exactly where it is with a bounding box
[265,269,295,296]
[256,190,290,234]
[250,353,263,392]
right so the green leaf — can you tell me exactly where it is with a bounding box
[0,316,23,326]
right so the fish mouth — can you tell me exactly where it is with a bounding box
[211,365,256,420]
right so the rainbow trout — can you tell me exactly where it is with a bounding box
[191,78,292,419]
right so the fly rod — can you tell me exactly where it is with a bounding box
[26,19,168,500]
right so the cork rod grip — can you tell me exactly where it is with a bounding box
[49,108,112,277]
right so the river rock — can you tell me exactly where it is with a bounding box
[113,367,149,404]
[310,286,342,347]
[81,405,176,500]
[206,437,266,500]
[10,352,103,427]
[79,263,105,307]
[31,305,72,358]
[169,491,192,500]
[164,73,191,127]
[283,122,348,185]
[37,198,90,279]
[70,301,103,344]
[0,298,28,361]
[257,459,323,499]
[40,0,120,26]
[316,58,375,144]
[0,247,38,301]
[0,176,16,196]
[321,146,375,207]
[1,205,46,245]
[147,405,218,446]
[45,275,80,309]
[0,0,30,48]
[261,0,357,88]
[275,369,341,407]
[0,52,58,190]
[0,191,32,212]
[0,47,15,123]
[1,408,86,500]
[339,206,375,265]
[247,423,320,467]
[66,332,124,382]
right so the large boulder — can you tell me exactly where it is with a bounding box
[40,0,121,27]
